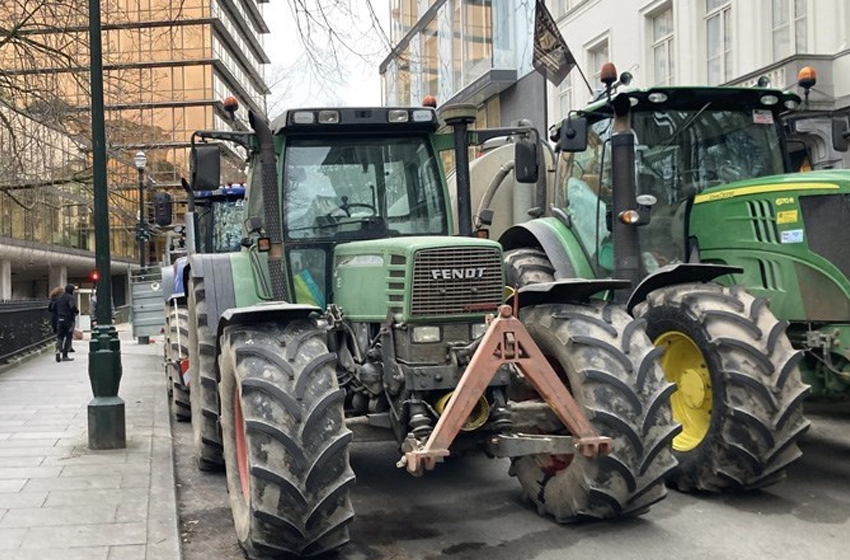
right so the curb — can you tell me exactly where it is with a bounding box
[148,362,183,560]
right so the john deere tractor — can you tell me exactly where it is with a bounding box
[476,66,811,493]
[180,105,680,557]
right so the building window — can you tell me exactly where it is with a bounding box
[651,7,674,85]
[706,0,731,85]
[772,0,807,59]
[589,39,609,87]
[557,74,572,121]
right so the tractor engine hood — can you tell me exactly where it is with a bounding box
[690,169,850,322]
[332,236,505,323]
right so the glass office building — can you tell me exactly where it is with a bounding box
[381,0,544,135]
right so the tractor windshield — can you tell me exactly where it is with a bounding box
[562,108,786,273]
[283,136,448,240]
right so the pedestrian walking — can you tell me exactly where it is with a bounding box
[54,284,79,362]
[47,286,63,335]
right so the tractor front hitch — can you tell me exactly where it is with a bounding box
[400,304,613,476]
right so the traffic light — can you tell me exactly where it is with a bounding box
[154,191,173,227]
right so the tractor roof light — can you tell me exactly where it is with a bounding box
[388,109,409,123]
[648,92,668,104]
[412,109,435,122]
[318,110,340,124]
[797,66,817,90]
[291,111,316,124]
[760,94,780,106]
[223,96,239,114]
[785,98,800,110]
[619,210,641,224]
[600,62,617,87]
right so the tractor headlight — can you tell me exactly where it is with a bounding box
[471,323,488,339]
[412,326,441,343]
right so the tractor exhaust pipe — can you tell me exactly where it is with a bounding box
[249,111,288,301]
[610,93,642,301]
[441,104,478,237]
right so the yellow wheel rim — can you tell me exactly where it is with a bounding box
[654,331,712,452]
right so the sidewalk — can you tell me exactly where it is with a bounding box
[0,327,180,560]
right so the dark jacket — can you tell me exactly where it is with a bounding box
[55,284,79,322]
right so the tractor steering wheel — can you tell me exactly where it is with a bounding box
[336,196,378,217]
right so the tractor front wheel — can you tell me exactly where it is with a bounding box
[511,302,679,521]
[218,321,354,558]
[634,283,810,492]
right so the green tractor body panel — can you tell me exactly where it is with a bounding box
[333,236,504,323]
[228,250,270,308]
[690,171,850,322]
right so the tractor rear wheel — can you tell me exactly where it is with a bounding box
[219,321,354,558]
[169,305,191,422]
[634,283,810,492]
[188,278,224,471]
[512,302,679,521]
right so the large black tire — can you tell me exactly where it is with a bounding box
[634,283,810,492]
[218,321,354,558]
[504,247,559,286]
[511,303,679,521]
[188,278,224,471]
[169,305,191,422]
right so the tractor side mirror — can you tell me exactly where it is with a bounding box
[831,118,849,152]
[190,143,221,190]
[514,138,539,183]
[153,191,173,227]
[559,117,588,153]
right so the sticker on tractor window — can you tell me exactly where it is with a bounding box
[776,210,799,224]
[781,229,804,244]
[753,110,774,124]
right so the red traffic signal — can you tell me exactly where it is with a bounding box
[91,271,99,282]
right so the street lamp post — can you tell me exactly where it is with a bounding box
[134,150,147,270]
[87,0,125,450]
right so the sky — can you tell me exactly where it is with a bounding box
[262,2,391,115]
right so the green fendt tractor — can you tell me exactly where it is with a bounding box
[481,66,811,493]
[181,106,680,557]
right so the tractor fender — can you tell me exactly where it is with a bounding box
[499,218,595,279]
[500,221,576,279]
[508,278,631,309]
[161,264,175,304]
[626,263,743,314]
[184,253,239,336]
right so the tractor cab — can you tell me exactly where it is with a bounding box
[269,108,451,306]
[556,86,798,277]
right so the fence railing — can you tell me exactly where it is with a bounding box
[0,300,53,364]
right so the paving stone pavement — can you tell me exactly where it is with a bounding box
[0,327,180,560]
